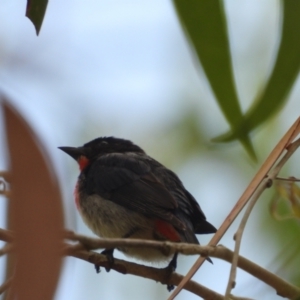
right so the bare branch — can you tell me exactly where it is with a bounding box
[0,229,14,243]
[225,177,272,297]
[66,243,300,299]
[0,277,13,295]
[64,231,300,299]
[65,230,211,257]
[217,246,300,299]
[230,296,254,300]
[169,117,300,300]
[0,244,14,257]
[275,176,300,182]
[225,138,300,298]
[0,176,10,197]
[1,227,299,298]
[0,171,10,182]
[66,245,225,300]
[2,228,299,298]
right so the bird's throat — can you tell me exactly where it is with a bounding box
[78,155,89,171]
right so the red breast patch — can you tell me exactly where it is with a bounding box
[74,181,80,210]
[154,220,181,242]
[78,155,89,171]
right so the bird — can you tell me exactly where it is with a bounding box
[59,137,216,290]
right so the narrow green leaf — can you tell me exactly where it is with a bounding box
[173,0,255,158]
[215,0,300,142]
[26,0,48,35]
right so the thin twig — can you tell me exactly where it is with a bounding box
[215,246,300,299]
[0,229,14,243]
[0,191,10,197]
[65,230,211,256]
[230,296,254,300]
[225,178,272,298]
[0,227,299,298]
[275,176,300,182]
[0,244,14,257]
[64,232,300,299]
[0,277,13,295]
[169,117,300,300]
[225,138,300,298]
[66,245,251,300]
[0,171,10,182]
[0,178,10,197]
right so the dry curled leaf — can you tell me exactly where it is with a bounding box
[3,101,64,299]
[271,179,300,220]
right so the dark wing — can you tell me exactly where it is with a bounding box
[83,153,186,230]
[184,190,216,234]
[152,166,217,235]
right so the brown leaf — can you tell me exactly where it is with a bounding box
[3,101,64,299]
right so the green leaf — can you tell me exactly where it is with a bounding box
[215,0,300,142]
[26,0,48,35]
[173,0,255,159]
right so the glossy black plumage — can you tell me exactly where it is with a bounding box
[60,137,216,259]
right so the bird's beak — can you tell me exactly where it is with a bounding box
[58,146,84,160]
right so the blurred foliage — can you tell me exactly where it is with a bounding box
[24,0,300,157]
[14,0,300,297]
[268,180,300,288]
[262,197,300,288]
[153,108,207,168]
[26,0,48,35]
[172,0,300,292]
[173,0,300,160]
[215,0,300,144]
[270,179,300,220]
[173,0,255,159]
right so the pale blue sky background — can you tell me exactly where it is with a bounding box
[0,0,299,299]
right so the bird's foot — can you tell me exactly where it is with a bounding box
[94,248,115,273]
[166,253,178,291]
[167,284,175,292]
[167,252,178,272]
[94,264,101,273]
[101,248,115,272]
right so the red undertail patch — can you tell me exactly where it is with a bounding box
[154,220,181,242]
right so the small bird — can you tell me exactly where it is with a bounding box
[59,137,216,290]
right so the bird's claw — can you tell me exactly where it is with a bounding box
[101,248,115,272]
[165,253,178,291]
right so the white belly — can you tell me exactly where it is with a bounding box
[78,194,174,262]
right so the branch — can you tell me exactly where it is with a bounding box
[169,117,300,300]
[275,176,300,182]
[64,231,300,299]
[0,244,14,257]
[0,171,11,197]
[218,245,300,299]
[0,277,13,295]
[1,228,299,298]
[225,138,300,297]
[225,177,272,298]
[66,245,240,300]
[0,228,14,243]
[0,171,11,182]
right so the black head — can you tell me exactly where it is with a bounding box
[59,136,145,161]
